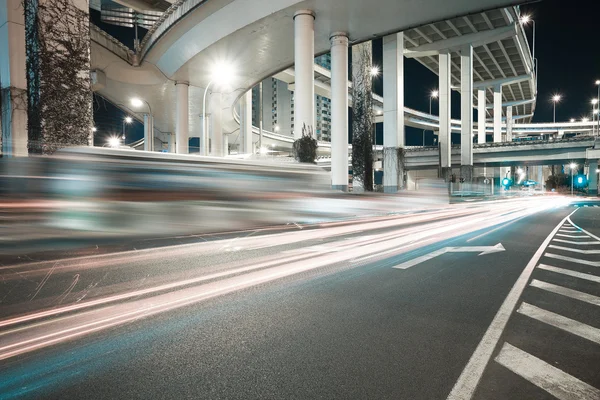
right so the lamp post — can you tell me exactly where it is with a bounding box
[596,80,600,136]
[425,90,439,147]
[122,116,132,141]
[592,99,598,136]
[552,94,561,123]
[520,15,536,77]
[570,162,576,196]
[131,98,153,151]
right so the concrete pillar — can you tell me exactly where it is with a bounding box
[506,105,513,143]
[382,32,405,192]
[143,114,154,151]
[293,10,315,139]
[0,0,28,156]
[537,165,544,188]
[460,44,473,182]
[477,89,486,144]
[439,50,452,180]
[175,81,189,154]
[588,159,598,195]
[241,90,253,154]
[330,32,349,191]
[493,85,502,143]
[210,92,223,157]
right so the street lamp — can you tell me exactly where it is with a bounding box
[107,136,121,148]
[202,62,234,156]
[131,98,153,151]
[520,15,536,74]
[274,125,280,132]
[570,118,575,123]
[424,90,439,147]
[551,94,561,123]
[370,66,380,77]
[570,162,577,196]
[596,80,600,135]
[123,116,133,140]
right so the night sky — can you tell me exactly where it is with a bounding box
[92,1,600,147]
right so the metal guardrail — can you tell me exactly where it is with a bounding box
[404,136,597,153]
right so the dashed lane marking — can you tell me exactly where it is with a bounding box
[548,244,600,254]
[494,342,600,400]
[537,264,600,284]
[517,302,600,345]
[544,253,600,267]
[552,238,600,245]
[530,279,600,307]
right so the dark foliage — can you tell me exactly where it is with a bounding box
[293,123,318,163]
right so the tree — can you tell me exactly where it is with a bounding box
[292,123,318,163]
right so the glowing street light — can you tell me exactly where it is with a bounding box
[202,62,235,156]
[122,116,133,140]
[570,118,575,123]
[370,66,380,77]
[520,15,536,74]
[583,117,590,123]
[551,94,561,123]
[424,90,439,146]
[92,127,97,132]
[274,125,280,132]
[107,137,121,148]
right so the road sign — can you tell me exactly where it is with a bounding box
[393,243,505,269]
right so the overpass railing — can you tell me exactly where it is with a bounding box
[90,23,137,64]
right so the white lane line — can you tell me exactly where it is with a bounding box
[537,264,600,283]
[446,209,578,400]
[494,342,600,400]
[467,215,528,243]
[517,302,600,345]
[530,279,600,306]
[556,233,591,238]
[545,253,600,267]
[552,238,600,245]
[584,205,589,207]
[548,244,600,254]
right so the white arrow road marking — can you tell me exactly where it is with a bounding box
[545,253,600,267]
[548,244,600,254]
[393,243,505,269]
[495,342,600,400]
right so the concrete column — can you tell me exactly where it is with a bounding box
[477,89,486,144]
[210,92,223,157]
[460,44,473,182]
[506,105,513,142]
[493,85,502,143]
[439,50,452,180]
[241,90,253,154]
[175,81,189,154]
[383,32,405,192]
[537,165,544,188]
[293,10,315,139]
[0,0,28,156]
[330,32,349,191]
[588,159,598,195]
[143,114,154,151]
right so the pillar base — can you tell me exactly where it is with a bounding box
[332,185,348,192]
[383,186,398,193]
[460,165,474,183]
[441,167,452,182]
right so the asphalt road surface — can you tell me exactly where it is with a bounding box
[1,197,599,399]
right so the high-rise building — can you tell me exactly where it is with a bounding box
[251,53,333,141]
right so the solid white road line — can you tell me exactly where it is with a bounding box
[494,342,600,400]
[517,302,600,344]
[568,218,600,242]
[530,279,600,306]
[545,253,600,267]
[556,233,591,238]
[446,209,578,400]
[552,238,600,245]
[548,244,600,254]
[537,264,600,284]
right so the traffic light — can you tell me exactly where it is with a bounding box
[502,178,512,187]
[574,174,588,188]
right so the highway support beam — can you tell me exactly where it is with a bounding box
[493,85,502,143]
[506,105,513,142]
[0,0,28,156]
[330,32,349,191]
[477,89,486,144]
[589,159,598,195]
[241,90,253,154]
[175,81,189,154]
[382,32,405,192]
[210,92,224,156]
[460,44,473,182]
[143,114,154,152]
[439,50,452,181]
[293,10,315,139]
